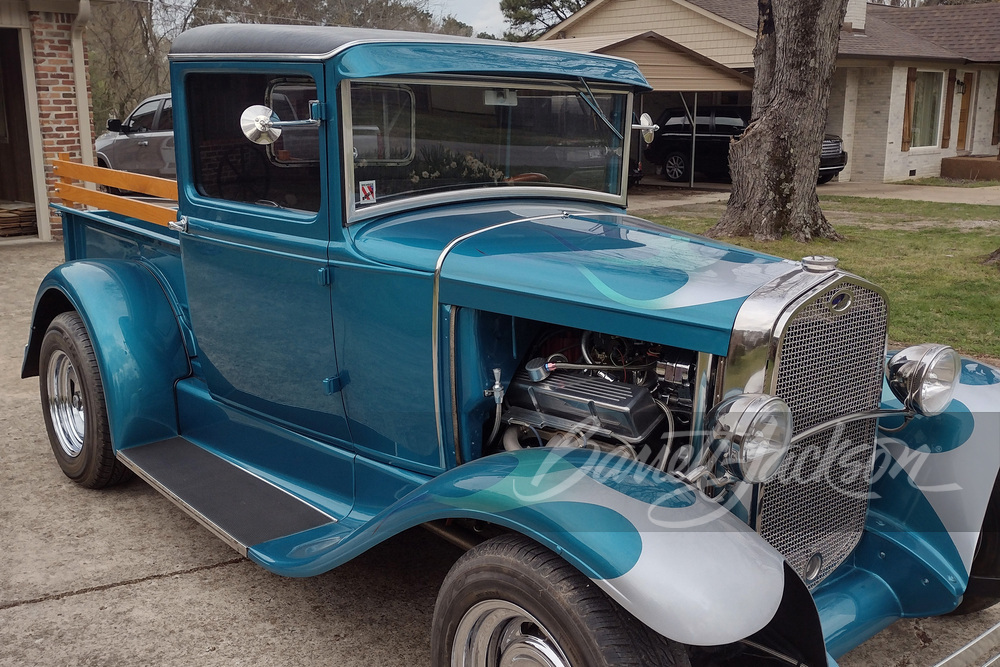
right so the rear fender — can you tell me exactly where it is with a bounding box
[22,260,190,450]
[253,448,820,650]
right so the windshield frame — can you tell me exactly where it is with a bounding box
[340,75,634,225]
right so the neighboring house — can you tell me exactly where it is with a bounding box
[0,0,96,240]
[540,0,1000,183]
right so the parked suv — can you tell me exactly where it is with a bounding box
[95,93,175,178]
[644,106,848,183]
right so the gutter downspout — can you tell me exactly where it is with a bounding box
[71,0,94,167]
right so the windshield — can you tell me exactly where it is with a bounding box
[345,78,630,216]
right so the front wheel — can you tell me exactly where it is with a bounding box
[39,312,131,488]
[431,534,689,666]
[662,152,688,182]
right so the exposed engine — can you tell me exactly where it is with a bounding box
[494,328,698,470]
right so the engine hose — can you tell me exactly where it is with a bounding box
[503,425,525,451]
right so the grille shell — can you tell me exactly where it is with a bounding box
[821,139,843,158]
[757,280,888,587]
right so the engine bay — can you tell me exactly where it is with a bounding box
[485,325,699,472]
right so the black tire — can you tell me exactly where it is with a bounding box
[431,533,689,667]
[948,474,1000,615]
[662,152,688,182]
[96,159,125,196]
[817,173,835,185]
[38,312,131,489]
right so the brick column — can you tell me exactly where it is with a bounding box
[28,10,93,240]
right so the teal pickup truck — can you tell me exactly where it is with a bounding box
[23,24,1000,667]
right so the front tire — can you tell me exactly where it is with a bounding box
[432,534,688,666]
[39,312,131,488]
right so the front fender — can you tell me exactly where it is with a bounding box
[252,448,807,648]
[875,359,1000,577]
[22,260,190,450]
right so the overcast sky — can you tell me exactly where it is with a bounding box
[431,0,507,36]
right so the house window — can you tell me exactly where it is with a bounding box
[910,71,943,148]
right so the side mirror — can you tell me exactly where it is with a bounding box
[240,105,282,145]
[240,104,322,146]
[107,118,122,133]
[632,113,659,145]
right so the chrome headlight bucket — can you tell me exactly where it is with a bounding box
[709,394,793,484]
[887,344,960,416]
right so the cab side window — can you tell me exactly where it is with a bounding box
[154,99,173,132]
[187,72,322,213]
[128,100,159,133]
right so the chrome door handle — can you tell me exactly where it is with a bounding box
[167,216,188,233]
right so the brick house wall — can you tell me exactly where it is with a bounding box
[28,10,93,239]
[1,0,93,241]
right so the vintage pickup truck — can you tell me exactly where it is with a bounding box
[22,24,1000,667]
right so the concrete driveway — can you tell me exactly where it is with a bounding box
[1,226,998,666]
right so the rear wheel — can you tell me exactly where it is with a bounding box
[662,152,688,182]
[39,312,131,488]
[432,533,689,666]
[96,159,125,195]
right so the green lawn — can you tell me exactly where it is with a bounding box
[894,176,1000,188]
[645,197,1000,360]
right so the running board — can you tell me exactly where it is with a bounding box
[118,437,336,556]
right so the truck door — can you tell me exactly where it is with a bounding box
[175,68,350,443]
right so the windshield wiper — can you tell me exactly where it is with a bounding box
[576,77,623,142]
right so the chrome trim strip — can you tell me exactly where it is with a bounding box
[723,267,840,397]
[690,351,714,466]
[789,409,906,446]
[117,450,248,557]
[450,305,462,467]
[431,212,574,455]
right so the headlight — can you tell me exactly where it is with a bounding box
[887,344,960,416]
[709,394,793,484]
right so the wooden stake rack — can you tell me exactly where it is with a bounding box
[52,153,180,228]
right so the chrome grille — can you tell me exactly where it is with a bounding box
[821,139,842,158]
[758,281,887,587]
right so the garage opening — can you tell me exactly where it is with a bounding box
[0,28,37,238]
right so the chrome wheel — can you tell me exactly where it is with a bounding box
[663,154,686,181]
[46,349,86,458]
[452,600,571,667]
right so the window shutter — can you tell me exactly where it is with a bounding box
[993,81,1000,146]
[942,70,956,149]
[902,67,917,152]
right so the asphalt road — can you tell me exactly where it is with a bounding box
[2,239,999,666]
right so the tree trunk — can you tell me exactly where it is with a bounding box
[708,0,848,242]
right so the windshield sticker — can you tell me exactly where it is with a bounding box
[360,180,376,204]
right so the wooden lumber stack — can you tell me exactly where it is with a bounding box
[0,204,37,237]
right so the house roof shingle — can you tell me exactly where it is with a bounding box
[870,3,1000,63]
[683,0,991,63]
[838,15,963,62]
